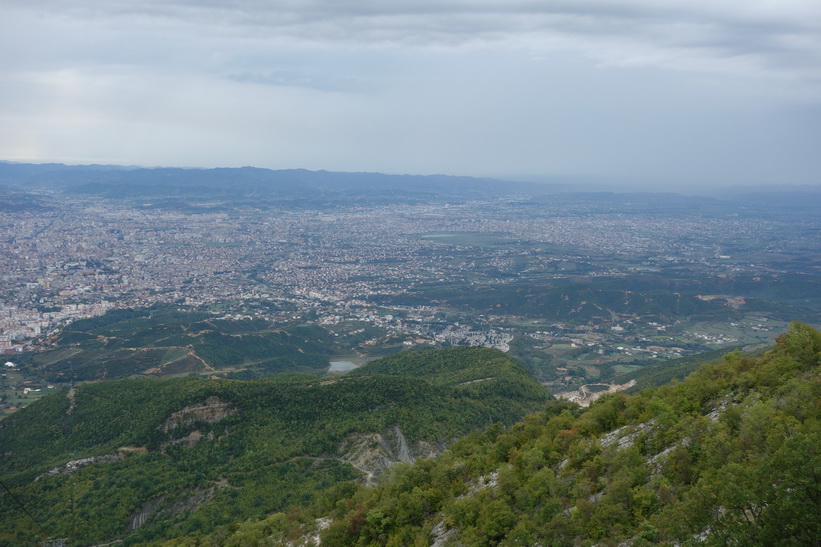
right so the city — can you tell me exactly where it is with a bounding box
[2,184,819,414]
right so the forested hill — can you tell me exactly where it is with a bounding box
[172,322,821,546]
[0,347,550,546]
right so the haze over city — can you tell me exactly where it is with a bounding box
[2,0,820,190]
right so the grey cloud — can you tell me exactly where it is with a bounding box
[2,0,820,186]
[225,70,375,93]
[10,0,821,81]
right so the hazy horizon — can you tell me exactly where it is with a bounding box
[1,1,820,191]
[5,158,821,198]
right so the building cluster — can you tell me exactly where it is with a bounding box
[0,194,801,351]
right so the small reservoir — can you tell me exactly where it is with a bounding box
[328,361,358,372]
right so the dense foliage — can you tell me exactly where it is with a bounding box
[616,347,737,393]
[176,322,820,546]
[21,305,336,381]
[378,279,819,324]
[0,347,550,546]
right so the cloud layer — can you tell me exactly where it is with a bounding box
[2,1,820,187]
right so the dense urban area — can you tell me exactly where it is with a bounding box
[2,175,820,413]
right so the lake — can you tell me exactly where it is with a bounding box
[328,361,358,372]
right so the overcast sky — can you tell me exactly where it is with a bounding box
[2,1,820,189]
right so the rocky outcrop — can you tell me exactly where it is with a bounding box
[161,429,215,449]
[131,496,164,529]
[158,396,236,433]
[554,379,636,407]
[35,454,119,481]
[130,487,216,530]
[34,446,148,481]
[338,426,447,486]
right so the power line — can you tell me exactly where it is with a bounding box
[0,384,106,546]
[4,375,142,546]
[0,478,51,538]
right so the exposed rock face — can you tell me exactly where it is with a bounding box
[131,496,164,529]
[35,454,120,481]
[598,420,654,450]
[554,379,636,407]
[391,426,414,464]
[66,387,76,414]
[304,517,332,547]
[430,519,457,547]
[339,426,447,485]
[34,446,148,482]
[162,429,216,449]
[130,487,216,530]
[158,396,236,433]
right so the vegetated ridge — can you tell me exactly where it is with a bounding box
[168,322,820,546]
[25,306,338,382]
[0,346,549,545]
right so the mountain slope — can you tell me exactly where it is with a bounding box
[0,347,550,545]
[26,306,336,381]
[178,322,820,546]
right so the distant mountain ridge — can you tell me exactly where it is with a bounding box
[8,160,807,209]
[0,162,554,200]
[2,161,818,206]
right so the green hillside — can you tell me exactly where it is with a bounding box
[0,347,550,546]
[381,278,821,324]
[175,322,821,546]
[22,306,337,381]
